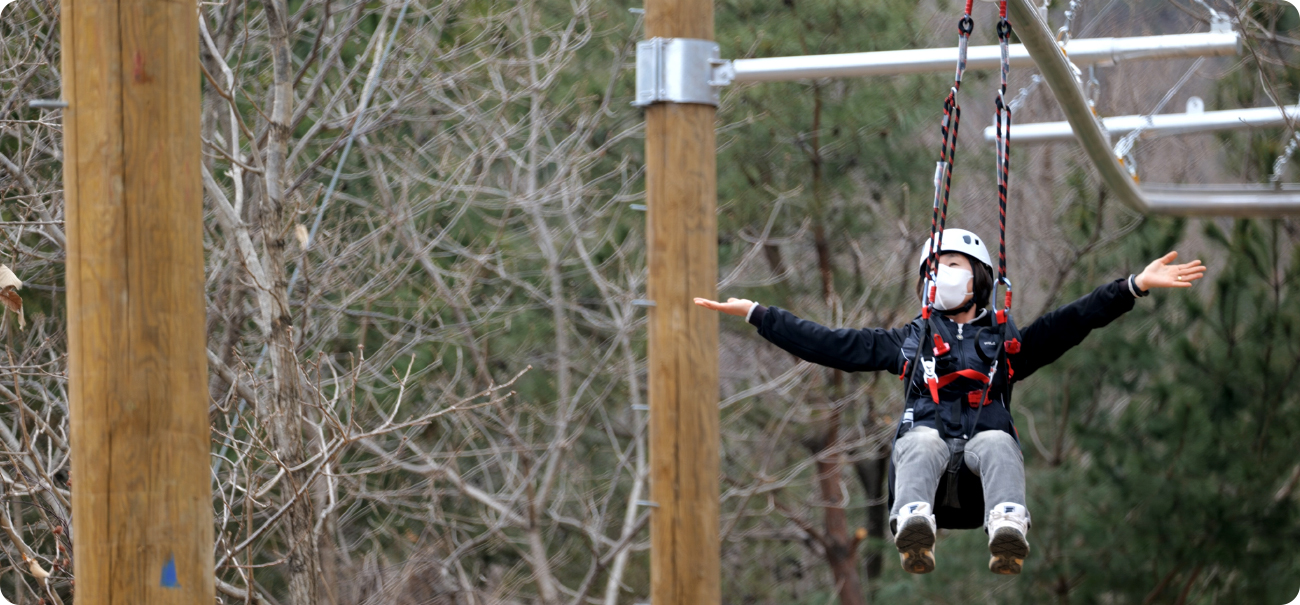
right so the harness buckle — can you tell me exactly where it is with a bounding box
[1004,338,1021,354]
[922,358,940,403]
[932,334,951,356]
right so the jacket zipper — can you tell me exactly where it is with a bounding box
[954,320,970,437]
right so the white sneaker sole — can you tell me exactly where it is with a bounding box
[895,517,936,574]
[988,526,1029,575]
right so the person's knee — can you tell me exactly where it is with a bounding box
[896,426,947,459]
[965,430,1021,474]
[974,429,1018,451]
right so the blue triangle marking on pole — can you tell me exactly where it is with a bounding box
[160,554,180,588]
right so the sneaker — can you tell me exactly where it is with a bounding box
[894,501,937,574]
[986,502,1031,575]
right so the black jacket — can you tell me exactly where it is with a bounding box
[748,277,1141,435]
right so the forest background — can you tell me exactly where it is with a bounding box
[0,0,1297,602]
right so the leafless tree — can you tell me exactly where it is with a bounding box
[197,0,656,602]
[1,0,1295,603]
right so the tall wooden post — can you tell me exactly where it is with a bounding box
[645,0,720,603]
[61,0,215,601]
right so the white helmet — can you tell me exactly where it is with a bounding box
[916,228,992,273]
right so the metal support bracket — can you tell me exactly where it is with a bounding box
[1209,13,1233,34]
[634,38,732,107]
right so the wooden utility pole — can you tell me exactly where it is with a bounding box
[61,0,215,602]
[645,0,720,603]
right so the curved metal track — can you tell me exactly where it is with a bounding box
[1007,0,1300,217]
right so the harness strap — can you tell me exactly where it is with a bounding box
[967,390,993,406]
[918,369,992,406]
[942,437,967,509]
[935,368,990,390]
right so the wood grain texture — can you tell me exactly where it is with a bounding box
[62,0,215,602]
[645,0,713,39]
[645,0,720,599]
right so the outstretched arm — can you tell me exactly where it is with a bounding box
[694,297,909,374]
[1014,251,1206,380]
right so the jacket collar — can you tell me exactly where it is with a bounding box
[935,307,991,327]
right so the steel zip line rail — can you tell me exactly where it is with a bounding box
[1005,0,1300,216]
[719,32,1238,82]
[983,104,1300,143]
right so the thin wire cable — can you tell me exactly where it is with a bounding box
[290,0,413,296]
[1077,0,1120,37]
[1113,57,1205,159]
[1270,94,1300,184]
[211,0,413,476]
[1008,75,1043,112]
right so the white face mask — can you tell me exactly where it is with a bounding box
[928,264,973,311]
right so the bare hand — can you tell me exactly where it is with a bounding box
[1135,251,1206,290]
[693,297,755,317]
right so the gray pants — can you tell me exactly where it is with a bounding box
[890,426,1026,526]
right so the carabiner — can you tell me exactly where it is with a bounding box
[994,277,1014,324]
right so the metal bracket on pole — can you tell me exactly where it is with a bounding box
[634,38,732,107]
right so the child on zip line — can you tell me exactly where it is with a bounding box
[695,229,1205,575]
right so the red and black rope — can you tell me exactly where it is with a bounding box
[909,2,979,406]
[922,10,975,318]
[970,0,1017,431]
[993,4,1014,319]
